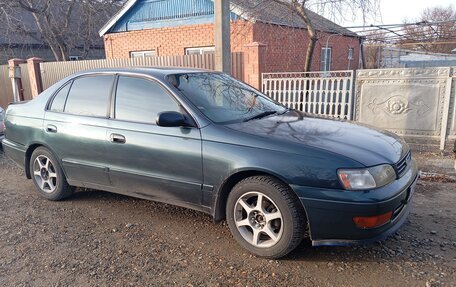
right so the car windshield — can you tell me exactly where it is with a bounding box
[168,72,287,124]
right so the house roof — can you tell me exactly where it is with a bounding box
[0,9,43,45]
[230,0,357,36]
[99,0,357,37]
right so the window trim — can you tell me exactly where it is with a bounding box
[348,48,354,60]
[111,73,197,127]
[130,50,157,59]
[185,46,215,55]
[46,71,201,128]
[46,73,117,119]
[47,80,73,112]
[321,47,332,71]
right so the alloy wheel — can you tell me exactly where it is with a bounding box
[33,155,58,193]
[234,191,283,248]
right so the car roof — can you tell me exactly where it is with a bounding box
[72,67,216,78]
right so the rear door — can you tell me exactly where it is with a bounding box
[106,75,203,206]
[44,74,115,187]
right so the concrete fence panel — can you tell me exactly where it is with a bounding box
[355,67,453,150]
[449,68,456,140]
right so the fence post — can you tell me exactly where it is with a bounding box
[8,58,26,102]
[243,42,266,90]
[440,76,453,150]
[27,57,44,98]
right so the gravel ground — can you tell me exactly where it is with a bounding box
[0,149,455,287]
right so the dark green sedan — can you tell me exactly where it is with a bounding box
[3,68,418,258]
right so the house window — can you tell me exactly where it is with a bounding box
[130,50,157,59]
[185,46,215,55]
[348,48,354,60]
[321,47,332,71]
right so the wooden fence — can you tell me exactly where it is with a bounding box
[19,63,33,101]
[0,65,13,109]
[40,53,244,90]
[0,64,34,109]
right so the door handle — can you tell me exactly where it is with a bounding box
[110,133,126,144]
[46,125,57,133]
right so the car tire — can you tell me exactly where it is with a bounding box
[30,147,74,201]
[226,176,306,259]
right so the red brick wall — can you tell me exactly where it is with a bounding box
[252,22,360,72]
[103,20,360,73]
[104,20,254,58]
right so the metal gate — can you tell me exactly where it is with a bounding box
[262,70,354,119]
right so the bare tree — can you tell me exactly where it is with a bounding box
[233,0,380,71]
[362,31,386,69]
[0,0,124,61]
[402,6,456,53]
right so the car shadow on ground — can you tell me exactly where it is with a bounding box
[69,188,428,264]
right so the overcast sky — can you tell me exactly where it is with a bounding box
[339,0,455,27]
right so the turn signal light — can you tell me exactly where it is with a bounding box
[353,211,393,229]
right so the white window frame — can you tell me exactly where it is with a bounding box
[348,48,354,60]
[130,50,157,59]
[321,47,332,71]
[185,46,215,55]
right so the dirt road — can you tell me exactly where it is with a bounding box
[0,150,455,286]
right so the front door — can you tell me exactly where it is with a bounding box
[106,75,203,206]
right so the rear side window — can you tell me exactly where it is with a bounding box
[64,75,114,117]
[115,76,180,123]
[50,81,72,112]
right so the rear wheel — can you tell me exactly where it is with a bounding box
[30,147,73,200]
[226,176,306,258]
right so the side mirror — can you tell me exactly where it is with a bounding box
[156,111,193,127]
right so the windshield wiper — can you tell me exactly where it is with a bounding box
[244,110,277,122]
[278,108,291,115]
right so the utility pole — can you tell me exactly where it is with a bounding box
[214,0,231,74]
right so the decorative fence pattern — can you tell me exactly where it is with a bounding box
[40,52,244,90]
[261,70,354,119]
[355,67,454,150]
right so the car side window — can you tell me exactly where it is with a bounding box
[50,81,72,112]
[115,76,180,124]
[64,75,114,117]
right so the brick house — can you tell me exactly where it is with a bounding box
[99,0,360,73]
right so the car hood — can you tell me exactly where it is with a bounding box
[225,110,409,167]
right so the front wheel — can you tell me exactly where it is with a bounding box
[226,176,306,259]
[30,147,74,201]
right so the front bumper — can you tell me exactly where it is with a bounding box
[292,160,418,246]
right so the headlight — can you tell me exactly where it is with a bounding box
[338,164,396,190]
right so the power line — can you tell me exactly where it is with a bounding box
[349,19,456,46]
[364,41,456,47]
[344,19,456,30]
